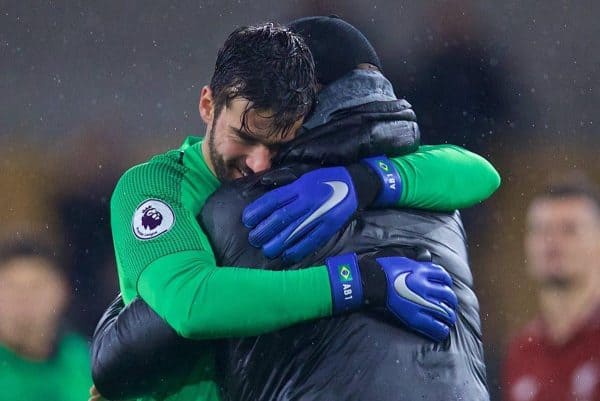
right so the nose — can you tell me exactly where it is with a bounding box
[245,144,273,173]
[543,227,562,244]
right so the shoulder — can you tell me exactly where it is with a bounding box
[116,150,185,190]
[112,150,188,204]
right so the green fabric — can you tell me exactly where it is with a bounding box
[110,136,332,337]
[111,138,219,304]
[392,144,501,210]
[0,333,91,401]
[139,251,331,339]
[110,136,331,401]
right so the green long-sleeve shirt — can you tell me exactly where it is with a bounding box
[110,136,499,401]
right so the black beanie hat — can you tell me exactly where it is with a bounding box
[288,15,382,85]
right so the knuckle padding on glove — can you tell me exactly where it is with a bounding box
[282,223,331,262]
[251,207,296,245]
[243,189,290,228]
[262,214,318,258]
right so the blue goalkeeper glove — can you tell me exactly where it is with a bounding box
[242,156,402,262]
[326,249,457,342]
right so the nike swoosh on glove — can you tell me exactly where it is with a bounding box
[372,256,457,342]
[326,250,457,342]
[242,166,361,262]
[243,156,404,262]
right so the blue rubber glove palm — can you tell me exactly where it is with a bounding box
[243,166,360,262]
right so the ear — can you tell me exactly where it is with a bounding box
[199,85,215,125]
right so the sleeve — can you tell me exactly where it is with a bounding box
[391,144,501,210]
[91,295,210,401]
[111,162,332,340]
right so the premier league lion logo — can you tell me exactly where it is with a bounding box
[141,206,163,230]
[133,199,174,240]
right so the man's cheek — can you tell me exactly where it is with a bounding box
[220,141,247,162]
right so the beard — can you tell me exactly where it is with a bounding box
[207,123,253,181]
[207,127,230,181]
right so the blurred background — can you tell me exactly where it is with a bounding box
[1,1,599,399]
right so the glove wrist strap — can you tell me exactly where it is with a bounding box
[356,253,388,307]
[346,163,380,209]
[325,253,364,315]
[361,156,403,207]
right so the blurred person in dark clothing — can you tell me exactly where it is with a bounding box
[0,240,91,401]
[503,173,600,401]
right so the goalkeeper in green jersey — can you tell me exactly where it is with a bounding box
[96,22,499,401]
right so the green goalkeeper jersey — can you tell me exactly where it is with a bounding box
[110,136,500,401]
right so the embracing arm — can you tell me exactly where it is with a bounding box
[138,252,332,339]
[112,159,456,340]
[242,144,500,262]
[388,144,501,210]
[111,163,338,340]
[91,295,210,400]
[93,257,456,399]
[98,161,459,398]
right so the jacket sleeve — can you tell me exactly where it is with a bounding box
[391,144,501,210]
[91,294,211,400]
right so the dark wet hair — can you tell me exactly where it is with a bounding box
[536,171,600,213]
[209,23,317,138]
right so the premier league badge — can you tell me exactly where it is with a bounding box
[132,199,175,240]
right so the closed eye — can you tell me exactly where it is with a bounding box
[231,127,260,146]
[231,127,281,155]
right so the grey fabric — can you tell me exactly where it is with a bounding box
[202,180,489,401]
[303,69,397,130]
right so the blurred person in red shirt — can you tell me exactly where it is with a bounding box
[503,172,600,401]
